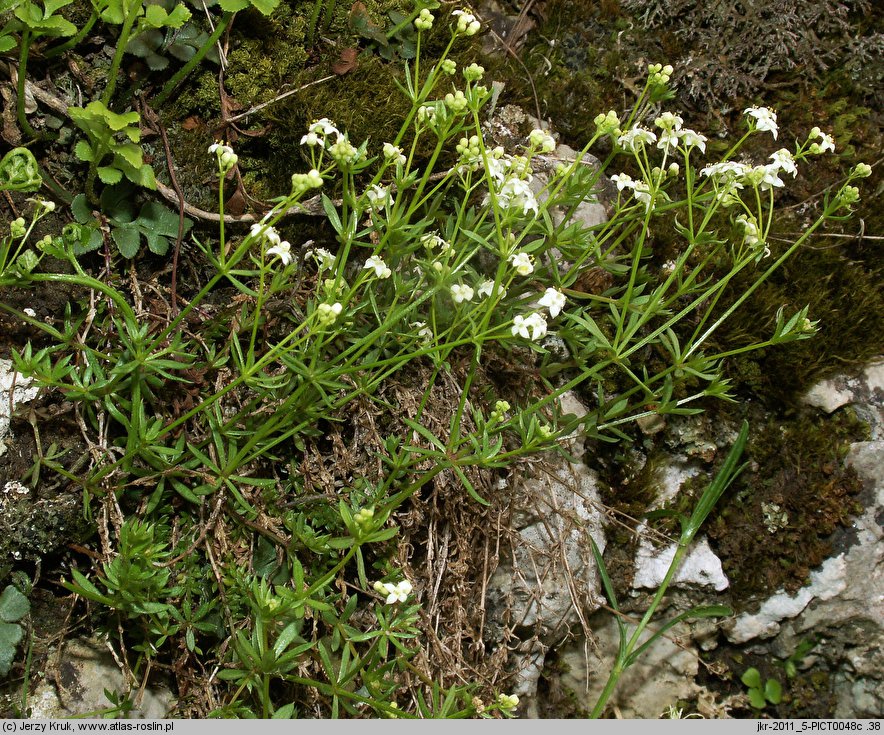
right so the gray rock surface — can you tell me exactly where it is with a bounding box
[725,360,884,717]
[29,637,175,718]
[0,358,39,458]
[484,392,607,715]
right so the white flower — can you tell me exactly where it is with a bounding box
[808,127,835,155]
[440,59,457,75]
[632,180,653,210]
[753,164,785,191]
[452,8,481,35]
[300,132,320,147]
[744,106,778,139]
[421,232,453,255]
[498,177,539,216]
[375,580,413,604]
[411,321,433,343]
[365,184,390,211]
[735,215,761,246]
[316,302,343,326]
[250,223,281,246]
[450,283,474,303]
[769,148,798,177]
[308,118,340,138]
[528,128,556,153]
[382,142,406,166]
[364,255,392,279]
[310,247,336,271]
[477,279,495,299]
[209,141,237,171]
[679,129,707,153]
[208,141,233,156]
[267,240,292,265]
[656,128,681,151]
[508,251,534,276]
[538,288,566,318]
[610,173,635,191]
[511,312,547,341]
[618,126,657,152]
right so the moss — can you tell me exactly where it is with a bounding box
[706,406,867,598]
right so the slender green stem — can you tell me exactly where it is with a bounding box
[16,30,40,141]
[153,11,233,107]
[102,0,142,106]
[44,11,98,58]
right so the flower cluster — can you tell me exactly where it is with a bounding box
[496,693,520,711]
[594,110,621,137]
[382,142,406,167]
[511,312,547,341]
[414,8,433,30]
[315,301,343,327]
[528,128,556,153]
[300,118,363,167]
[610,173,653,211]
[700,143,802,203]
[477,148,539,217]
[373,579,413,604]
[364,254,392,279]
[452,8,481,36]
[744,106,778,140]
[647,63,673,86]
[208,141,238,172]
[354,507,374,528]
[807,126,835,155]
[538,288,566,318]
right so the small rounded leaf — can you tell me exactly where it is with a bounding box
[0,586,30,623]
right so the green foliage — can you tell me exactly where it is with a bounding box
[216,0,278,13]
[780,638,818,680]
[98,0,190,28]
[741,667,783,710]
[69,102,156,189]
[0,585,30,678]
[70,183,193,257]
[0,147,41,192]
[10,0,77,37]
[0,14,870,717]
[589,423,748,717]
[349,3,432,61]
[126,16,217,70]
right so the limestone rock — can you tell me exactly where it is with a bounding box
[29,637,175,718]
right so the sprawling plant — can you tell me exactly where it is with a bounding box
[0,4,870,718]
